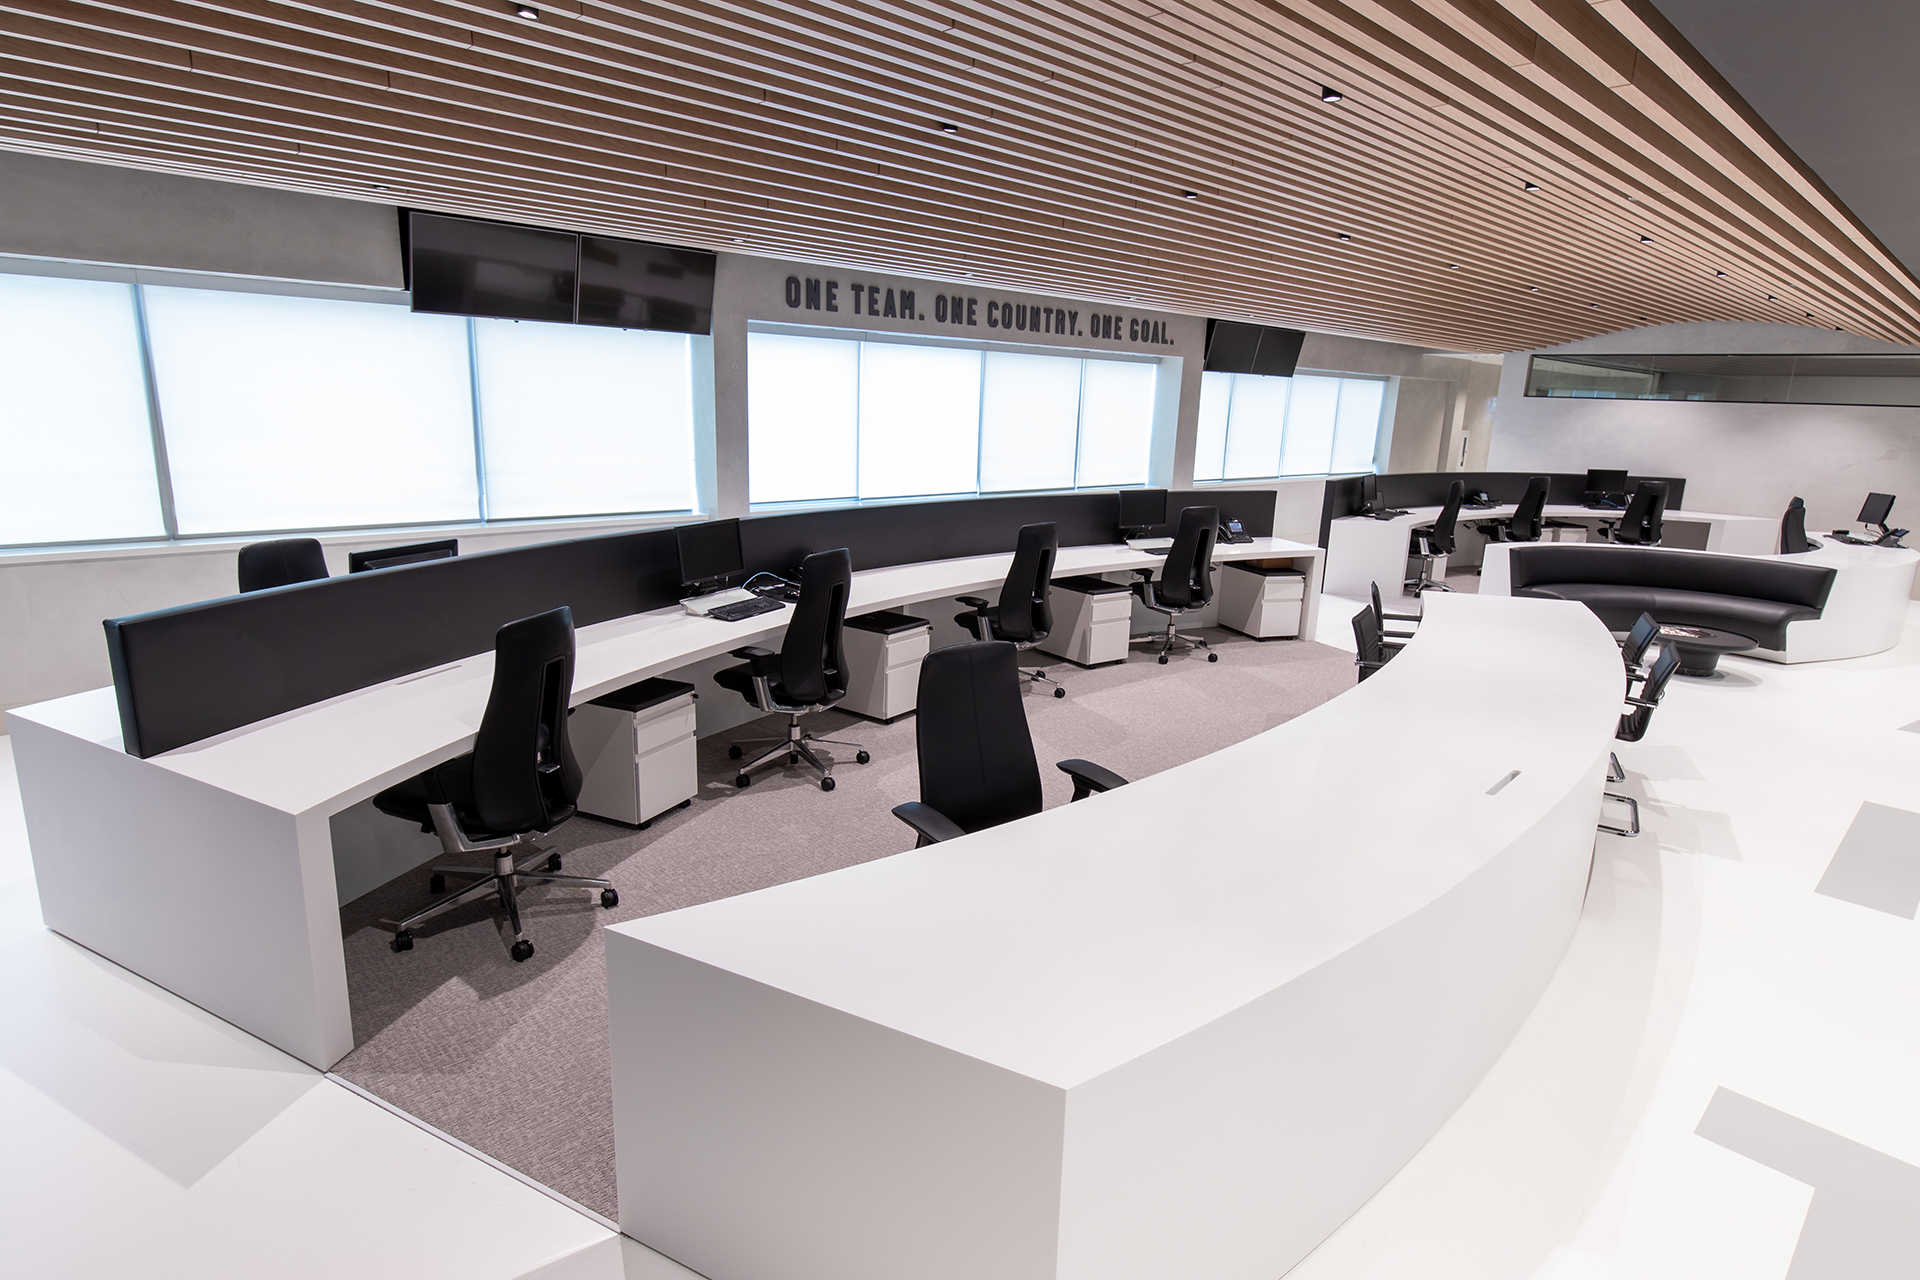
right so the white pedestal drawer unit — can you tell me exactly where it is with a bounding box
[1039,575,1134,666]
[1217,563,1304,638]
[572,677,698,827]
[840,611,932,722]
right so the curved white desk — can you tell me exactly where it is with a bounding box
[1480,539,1920,662]
[606,593,1624,1280]
[6,537,1316,1070]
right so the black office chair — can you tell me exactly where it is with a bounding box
[1621,611,1660,681]
[1472,475,1549,544]
[373,606,615,962]
[718,547,870,792]
[1617,643,1681,744]
[1369,581,1417,653]
[238,537,329,592]
[1406,481,1465,593]
[1130,505,1220,664]
[1351,607,1396,681]
[891,641,1126,847]
[956,521,1065,698]
[1601,482,1668,545]
[1780,497,1816,554]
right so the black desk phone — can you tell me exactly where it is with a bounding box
[1463,489,1495,508]
[1219,518,1254,544]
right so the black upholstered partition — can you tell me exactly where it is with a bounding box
[105,489,1277,758]
[1315,472,1689,548]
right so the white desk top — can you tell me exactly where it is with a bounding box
[10,538,1315,818]
[613,592,1622,1088]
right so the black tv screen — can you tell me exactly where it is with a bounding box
[578,236,716,334]
[408,212,578,323]
[1204,320,1305,378]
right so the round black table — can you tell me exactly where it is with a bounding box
[1655,624,1756,676]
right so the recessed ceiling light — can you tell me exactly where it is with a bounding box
[1591,302,1600,308]
[1767,294,1777,301]
[1320,85,1343,102]
[1529,286,1539,291]
[1806,312,1815,319]
[1181,190,1199,200]
[938,123,960,134]
[1639,235,1654,243]
[1523,181,1541,192]
[1716,270,1728,277]
[1448,263,1460,269]
[1336,233,1351,241]
[514,4,538,17]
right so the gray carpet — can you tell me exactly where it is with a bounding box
[334,628,1359,1219]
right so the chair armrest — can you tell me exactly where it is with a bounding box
[1057,758,1128,802]
[1132,567,1156,580]
[955,596,991,612]
[1624,693,1663,710]
[728,645,781,676]
[892,801,968,847]
[1381,609,1422,623]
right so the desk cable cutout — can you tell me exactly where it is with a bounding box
[1486,770,1521,796]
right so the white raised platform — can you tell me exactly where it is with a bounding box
[606,592,1623,1280]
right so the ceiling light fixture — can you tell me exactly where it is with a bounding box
[1529,286,1539,292]
[1319,85,1343,102]
[514,4,539,17]
[1523,181,1541,192]
[938,123,960,134]
[1336,233,1351,241]
[1448,263,1460,269]
[1181,190,1199,199]
[1639,235,1654,243]
[1716,270,1728,277]
[1767,294,1777,301]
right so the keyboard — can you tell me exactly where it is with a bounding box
[1127,537,1175,551]
[707,595,785,623]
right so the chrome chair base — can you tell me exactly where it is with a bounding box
[729,714,868,792]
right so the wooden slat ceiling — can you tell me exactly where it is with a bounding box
[1,0,1915,351]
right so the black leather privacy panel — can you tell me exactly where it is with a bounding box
[105,489,1278,758]
[1315,473,1688,547]
[106,528,684,759]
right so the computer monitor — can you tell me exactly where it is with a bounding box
[1585,468,1630,501]
[1358,473,1380,514]
[677,518,743,593]
[346,539,458,573]
[1117,488,1169,537]
[1859,492,1896,530]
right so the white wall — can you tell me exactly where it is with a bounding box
[1490,322,1920,544]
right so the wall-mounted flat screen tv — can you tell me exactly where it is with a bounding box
[578,235,716,334]
[407,212,578,323]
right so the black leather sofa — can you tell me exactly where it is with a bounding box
[1506,545,1836,650]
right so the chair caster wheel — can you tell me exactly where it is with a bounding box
[601,888,619,909]
[428,873,445,894]
[1053,687,1066,698]
[391,930,414,953]
[1207,652,1219,663]
[1158,655,1169,664]
[820,776,835,792]
[546,853,563,872]
[727,745,743,760]
[510,939,534,963]
[735,774,751,788]
[856,750,871,764]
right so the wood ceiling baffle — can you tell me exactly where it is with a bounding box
[0,0,1914,350]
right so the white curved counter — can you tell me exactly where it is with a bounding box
[606,593,1624,1280]
[1480,539,1919,663]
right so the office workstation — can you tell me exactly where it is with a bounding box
[7,3,1920,1277]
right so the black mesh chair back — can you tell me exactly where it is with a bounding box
[1617,643,1681,742]
[1621,611,1660,668]
[780,547,853,705]
[914,641,1043,834]
[1428,482,1465,555]
[1781,497,1812,554]
[1351,607,1389,679]
[1155,506,1219,609]
[1616,482,1669,545]
[238,537,329,593]
[1370,581,1388,630]
[1509,476,1549,542]
[470,606,582,835]
[995,522,1058,642]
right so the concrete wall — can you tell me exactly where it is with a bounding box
[0,151,402,287]
[1490,322,1920,540]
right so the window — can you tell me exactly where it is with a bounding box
[747,330,1159,505]
[1194,371,1389,481]
[474,319,696,519]
[0,275,164,545]
[143,288,478,535]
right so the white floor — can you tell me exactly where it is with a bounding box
[8,601,1920,1278]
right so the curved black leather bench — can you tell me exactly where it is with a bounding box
[1507,545,1836,650]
